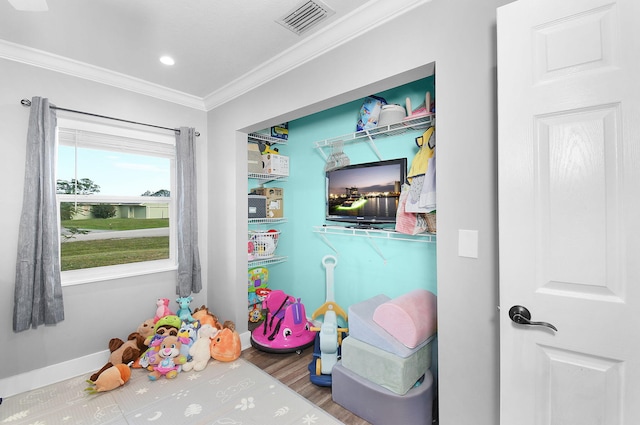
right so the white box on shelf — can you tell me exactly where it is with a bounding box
[262,154,289,176]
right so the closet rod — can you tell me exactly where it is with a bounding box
[20,98,200,137]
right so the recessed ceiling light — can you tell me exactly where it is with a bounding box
[159,56,175,66]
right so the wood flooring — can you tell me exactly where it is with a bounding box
[241,345,372,425]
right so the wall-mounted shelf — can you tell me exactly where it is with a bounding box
[249,218,287,225]
[314,114,434,161]
[248,132,288,183]
[248,256,288,267]
[247,172,288,184]
[248,132,289,269]
[313,225,436,242]
[248,132,288,146]
[313,225,436,263]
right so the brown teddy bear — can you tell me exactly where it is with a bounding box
[137,318,156,339]
[90,331,147,382]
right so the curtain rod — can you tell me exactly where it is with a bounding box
[20,98,200,137]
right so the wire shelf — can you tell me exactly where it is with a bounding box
[247,172,288,183]
[248,255,288,267]
[313,225,436,243]
[248,132,288,145]
[313,114,434,149]
[248,218,287,225]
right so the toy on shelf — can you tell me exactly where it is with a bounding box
[250,289,316,354]
[258,139,279,155]
[308,255,348,387]
[249,230,280,259]
[248,266,271,322]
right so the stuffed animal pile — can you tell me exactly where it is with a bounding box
[86,297,242,392]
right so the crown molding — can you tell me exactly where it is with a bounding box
[0,39,207,111]
[202,0,431,111]
[0,0,429,113]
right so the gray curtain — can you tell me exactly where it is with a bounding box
[176,127,202,296]
[13,97,64,332]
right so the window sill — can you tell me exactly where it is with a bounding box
[61,259,177,287]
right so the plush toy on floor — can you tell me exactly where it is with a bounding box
[182,324,219,372]
[148,335,187,380]
[90,330,147,382]
[210,322,242,362]
[192,305,224,330]
[153,298,174,323]
[137,318,156,339]
[176,296,196,323]
[86,364,131,393]
[177,320,200,361]
[138,315,182,370]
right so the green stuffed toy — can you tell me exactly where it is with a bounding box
[138,315,182,370]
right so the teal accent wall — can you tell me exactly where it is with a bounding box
[250,76,436,319]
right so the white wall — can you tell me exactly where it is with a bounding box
[207,0,510,424]
[0,0,511,421]
[0,58,208,392]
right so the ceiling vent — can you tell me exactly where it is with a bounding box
[277,0,336,36]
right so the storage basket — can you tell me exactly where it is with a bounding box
[425,212,437,234]
[249,230,280,259]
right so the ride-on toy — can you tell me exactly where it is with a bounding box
[308,255,348,386]
[250,289,316,354]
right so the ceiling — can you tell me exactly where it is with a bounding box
[0,0,425,110]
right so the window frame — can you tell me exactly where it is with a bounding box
[56,117,178,286]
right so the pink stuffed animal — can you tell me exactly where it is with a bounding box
[153,298,174,323]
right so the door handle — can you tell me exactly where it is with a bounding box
[509,305,557,332]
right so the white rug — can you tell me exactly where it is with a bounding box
[0,358,343,425]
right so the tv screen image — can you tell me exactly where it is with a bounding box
[325,158,407,226]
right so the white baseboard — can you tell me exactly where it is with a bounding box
[1,350,109,398]
[2,332,253,398]
[240,330,252,351]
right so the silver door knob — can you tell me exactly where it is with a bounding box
[509,305,557,332]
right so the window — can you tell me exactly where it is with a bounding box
[56,118,177,285]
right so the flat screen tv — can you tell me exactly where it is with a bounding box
[325,158,407,227]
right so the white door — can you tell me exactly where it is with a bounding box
[498,0,640,423]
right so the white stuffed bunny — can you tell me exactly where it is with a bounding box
[182,324,219,372]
